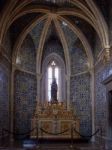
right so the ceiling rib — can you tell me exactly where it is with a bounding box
[12,15,48,64]
[53,17,71,75]
[58,16,93,67]
[36,16,52,74]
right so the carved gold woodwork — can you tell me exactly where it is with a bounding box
[31,102,80,139]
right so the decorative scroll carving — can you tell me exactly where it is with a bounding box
[31,101,80,139]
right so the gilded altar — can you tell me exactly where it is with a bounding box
[31,102,80,139]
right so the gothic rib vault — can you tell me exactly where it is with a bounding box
[0,0,111,141]
[0,0,110,66]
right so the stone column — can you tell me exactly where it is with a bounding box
[10,64,15,142]
[36,73,42,104]
[66,74,70,110]
[100,47,111,64]
[90,67,95,142]
[105,48,110,62]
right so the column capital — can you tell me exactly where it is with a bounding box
[36,73,42,80]
[98,47,111,65]
[105,47,110,62]
[89,66,95,75]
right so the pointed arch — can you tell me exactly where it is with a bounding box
[12,15,47,63]
[58,16,93,68]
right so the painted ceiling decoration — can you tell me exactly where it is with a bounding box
[0,0,110,66]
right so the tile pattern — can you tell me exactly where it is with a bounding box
[42,22,65,62]
[14,70,37,136]
[61,26,91,135]
[70,73,92,136]
[44,23,54,43]
[30,20,45,49]
[60,21,78,53]
[95,61,112,136]
[70,39,88,75]
[42,39,65,61]
[3,31,12,59]
[10,13,39,49]
[0,56,11,134]
[16,34,36,73]
[60,21,88,74]
[94,36,102,60]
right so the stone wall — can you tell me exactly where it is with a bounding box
[14,70,37,136]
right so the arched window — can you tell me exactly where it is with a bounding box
[41,53,66,104]
[47,61,59,101]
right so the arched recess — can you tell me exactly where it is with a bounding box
[85,0,109,47]
[0,0,33,42]
[12,14,47,64]
[0,0,109,57]
[9,6,50,24]
[1,4,108,50]
[3,7,50,38]
[7,6,101,47]
[11,33,37,138]
[15,34,36,73]
[71,0,109,48]
[57,10,102,47]
[0,0,18,43]
[36,15,71,77]
[36,15,71,109]
[41,53,66,105]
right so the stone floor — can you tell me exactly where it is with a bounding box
[0,139,112,150]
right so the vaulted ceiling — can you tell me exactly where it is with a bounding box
[0,0,110,67]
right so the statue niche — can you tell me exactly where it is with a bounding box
[51,78,58,103]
